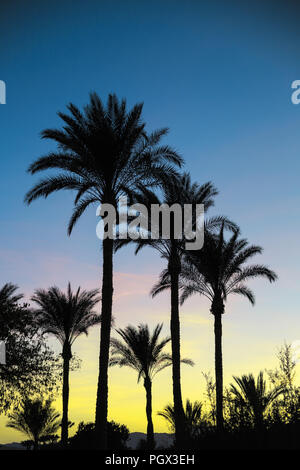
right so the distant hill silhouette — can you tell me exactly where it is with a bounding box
[0,442,24,450]
[0,433,174,450]
[127,432,174,449]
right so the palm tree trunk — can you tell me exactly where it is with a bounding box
[169,248,186,448]
[95,237,114,449]
[33,437,38,451]
[213,309,224,432]
[61,343,71,447]
[144,376,155,449]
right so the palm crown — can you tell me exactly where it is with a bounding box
[230,372,284,427]
[116,172,219,258]
[110,323,179,381]
[24,93,183,233]
[158,399,203,434]
[0,283,23,311]
[6,398,60,446]
[31,283,100,350]
[179,225,277,309]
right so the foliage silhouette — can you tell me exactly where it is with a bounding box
[230,372,283,430]
[0,284,61,414]
[6,398,60,450]
[69,421,129,450]
[158,398,207,441]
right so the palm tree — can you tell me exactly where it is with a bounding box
[116,173,223,446]
[0,283,25,337]
[0,283,23,310]
[110,323,193,449]
[230,372,284,430]
[178,226,277,431]
[24,93,182,448]
[158,399,203,440]
[31,283,100,447]
[6,398,60,450]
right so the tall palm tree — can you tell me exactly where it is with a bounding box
[178,226,277,431]
[6,398,60,450]
[230,372,284,430]
[31,283,100,447]
[24,93,182,449]
[110,323,193,449]
[158,399,203,440]
[116,173,224,446]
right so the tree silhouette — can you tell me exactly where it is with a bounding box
[31,283,100,446]
[116,172,224,446]
[230,372,284,430]
[177,226,277,431]
[110,323,192,448]
[0,283,24,340]
[0,283,23,310]
[0,285,60,414]
[6,398,60,450]
[158,399,203,440]
[25,93,182,449]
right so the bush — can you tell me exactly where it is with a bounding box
[68,421,129,450]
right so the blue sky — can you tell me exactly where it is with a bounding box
[1,0,299,290]
[0,0,300,441]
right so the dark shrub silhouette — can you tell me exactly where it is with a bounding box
[69,421,129,450]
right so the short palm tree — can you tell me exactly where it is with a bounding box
[178,225,277,431]
[230,372,284,430]
[31,283,100,446]
[6,398,60,450]
[0,283,23,314]
[25,93,182,449]
[116,173,224,446]
[0,284,28,343]
[110,323,193,449]
[158,399,203,439]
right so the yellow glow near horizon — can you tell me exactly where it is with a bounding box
[1,297,299,444]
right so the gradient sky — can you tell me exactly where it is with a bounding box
[0,0,300,443]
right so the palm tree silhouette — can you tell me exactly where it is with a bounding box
[178,226,277,431]
[31,283,100,447]
[230,372,284,430]
[0,283,23,311]
[116,172,221,446]
[158,399,203,440]
[0,283,25,338]
[110,323,192,449]
[24,93,182,449]
[6,398,60,450]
